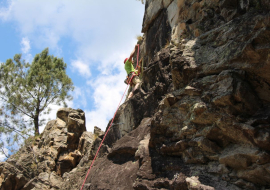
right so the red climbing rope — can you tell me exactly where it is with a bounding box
[80,44,140,190]
[136,44,140,70]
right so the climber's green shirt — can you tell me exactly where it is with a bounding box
[124,60,135,74]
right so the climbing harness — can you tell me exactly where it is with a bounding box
[80,44,140,190]
[124,72,137,85]
[124,44,141,86]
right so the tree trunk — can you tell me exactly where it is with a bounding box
[34,114,39,136]
[34,100,40,136]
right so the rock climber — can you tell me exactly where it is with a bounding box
[124,44,141,99]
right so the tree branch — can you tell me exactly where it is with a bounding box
[0,96,33,118]
[18,63,36,100]
[2,120,31,139]
[0,139,9,158]
[40,84,64,111]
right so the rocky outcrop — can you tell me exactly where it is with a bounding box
[0,162,29,190]
[84,118,151,190]
[1,0,270,190]
[22,172,63,190]
[0,108,97,190]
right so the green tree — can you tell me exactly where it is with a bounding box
[0,106,31,158]
[0,48,74,136]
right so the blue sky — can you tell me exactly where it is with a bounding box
[0,0,145,137]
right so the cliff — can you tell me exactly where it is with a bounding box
[1,0,270,189]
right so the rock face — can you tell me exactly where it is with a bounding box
[1,0,270,190]
[0,108,96,190]
[84,0,270,189]
[0,162,29,190]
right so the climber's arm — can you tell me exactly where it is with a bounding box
[128,44,139,62]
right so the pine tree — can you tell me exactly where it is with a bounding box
[0,48,74,138]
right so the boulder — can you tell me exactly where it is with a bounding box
[219,146,262,169]
[77,131,95,156]
[0,162,29,190]
[186,176,215,190]
[22,172,63,190]
[83,118,151,189]
[2,108,88,189]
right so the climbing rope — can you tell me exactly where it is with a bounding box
[136,44,140,70]
[80,44,140,190]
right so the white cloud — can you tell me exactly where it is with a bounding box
[0,147,8,161]
[71,60,91,78]
[21,37,30,54]
[39,104,63,133]
[39,86,89,133]
[0,0,144,71]
[0,0,14,21]
[85,64,128,132]
[0,0,144,133]
[20,37,33,63]
[71,86,89,109]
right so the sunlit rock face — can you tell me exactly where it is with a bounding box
[85,0,270,189]
[1,0,270,190]
[0,108,97,190]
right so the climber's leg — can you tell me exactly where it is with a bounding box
[128,76,141,99]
